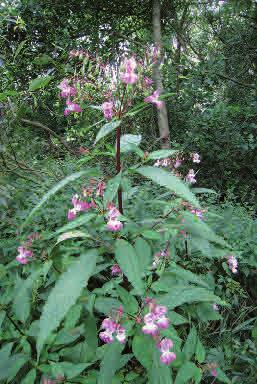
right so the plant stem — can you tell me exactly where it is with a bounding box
[116,124,123,214]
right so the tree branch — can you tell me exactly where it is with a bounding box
[21,119,77,155]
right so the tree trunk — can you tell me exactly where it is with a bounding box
[152,0,170,149]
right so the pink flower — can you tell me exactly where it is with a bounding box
[67,208,77,221]
[58,79,77,98]
[99,330,114,344]
[111,264,122,276]
[120,71,138,84]
[64,100,82,116]
[16,246,33,264]
[96,181,106,196]
[190,209,204,220]
[99,317,126,344]
[186,169,197,184]
[228,255,238,273]
[158,338,176,365]
[142,320,159,336]
[144,90,163,109]
[107,205,121,220]
[192,153,201,163]
[106,219,123,232]
[142,313,159,336]
[144,76,153,87]
[154,159,162,167]
[174,159,182,168]
[71,194,79,206]
[160,351,176,365]
[102,101,113,120]
[116,325,126,343]
[156,316,169,329]
[211,368,217,377]
[120,57,138,84]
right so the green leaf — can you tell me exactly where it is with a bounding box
[94,120,121,144]
[116,285,139,314]
[137,166,200,208]
[182,212,228,247]
[182,326,197,361]
[120,134,142,153]
[174,362,202,384]
[115,239,144,295]
[149,348,173,384]
[23,169,98,228]
[56,230,91,244]
[103,172,122,206]
[13,268,42,323]
[191,188,217,195]
[29,75,53,91]
[158,286,224,309]
[132,335,154,370]
[0,354,28,380]
[169,312,188,325]
[196,303,223,321]
[33,54,53,66]
[98,342,124,384]
[195,338,206,363]
[0,343,14,360]
[50,361,91,379]
[94,297,122,315]
[55,213,96,234]
[168,263,209,289]
[37,249,97,357]
[142,230,162,240]
[216,368,231,383]
[84,313,98,360]
[147,150,178,160]
[21,368,37,384]
[134,237,152,273]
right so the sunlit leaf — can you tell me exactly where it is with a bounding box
[137,166,200,207]
[37,249,97,356]
[94,120,121,144]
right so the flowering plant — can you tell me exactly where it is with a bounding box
[1,51,238,383]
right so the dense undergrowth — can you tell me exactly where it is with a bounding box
[0,1,257,383]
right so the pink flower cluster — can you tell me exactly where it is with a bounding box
[142,299,176,365]
[144,90,163,109]
[120,57,138,85]
[154,156,183,169]
[111,264,122,276]
[16,246,33,264]
[142,302,169,335]
[106,204,123,232]
[58,79,82,116]
[102,101,113,120]
[67,194,95,221]
[99,310,126,344]
[192,152,201,163]
[16,232,40,265]
[185,169,197,184]
[190,208,205,220]
[158,338,176,365]
[227,255,238,274]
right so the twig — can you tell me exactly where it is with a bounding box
[21,118,77,155]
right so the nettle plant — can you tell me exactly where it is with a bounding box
[0,52,238,383]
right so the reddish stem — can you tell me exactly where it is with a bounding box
[116,125,123,214]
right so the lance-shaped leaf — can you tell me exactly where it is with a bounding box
[98,342,124,384]
[147,149,178,160]
[115,239,144,294]
[94,120,121,144]
[37,249,97,357]
[136,166,200,208]
[23,169,98,228]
